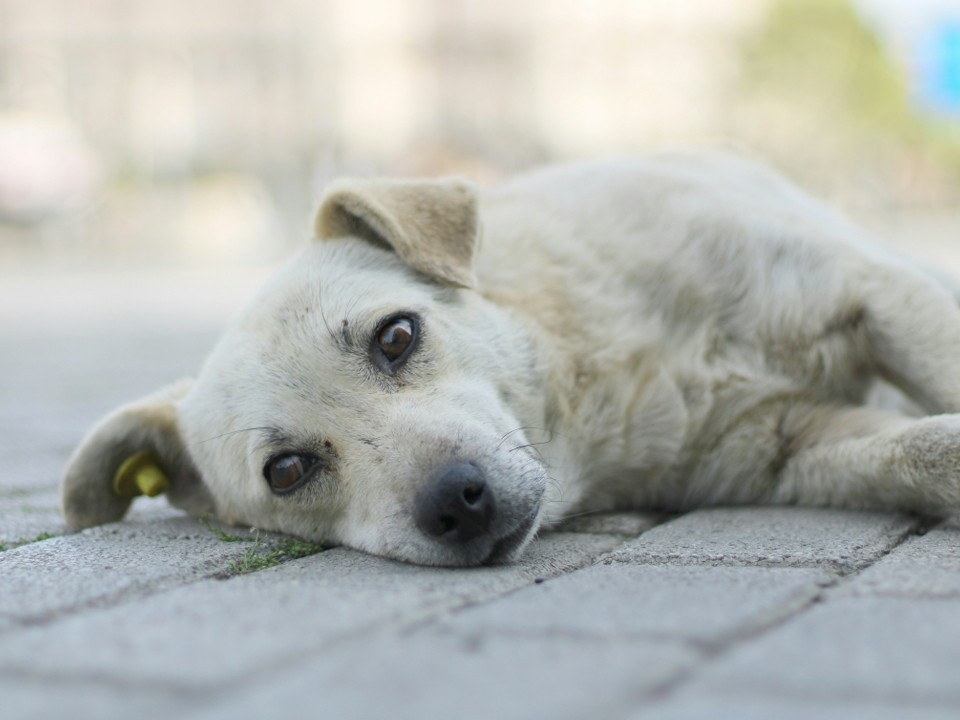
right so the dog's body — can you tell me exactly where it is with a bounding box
[63,152,960,565]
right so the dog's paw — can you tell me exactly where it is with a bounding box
[896,416,960,509]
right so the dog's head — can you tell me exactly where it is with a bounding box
[62,177,550,566]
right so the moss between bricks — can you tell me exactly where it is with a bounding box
[200,517,327,576]
[200,516,249,543]
[0,518,327,574]
[0,532,58,552]
[228,537,329,575]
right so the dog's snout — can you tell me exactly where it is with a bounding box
[415,462,496,544]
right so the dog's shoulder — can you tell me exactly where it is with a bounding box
[473,152,840,312]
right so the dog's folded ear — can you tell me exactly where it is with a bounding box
[315,177,479,289]
[61,379,214,529]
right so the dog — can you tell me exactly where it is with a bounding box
[61,152,960,566]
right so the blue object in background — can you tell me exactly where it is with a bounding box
[919,21,960,113]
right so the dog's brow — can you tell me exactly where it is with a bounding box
[339,317,355,347]
[336,294,368,349]
[316,293,348,351]
[315,299,363,355]
[258,426,296,450]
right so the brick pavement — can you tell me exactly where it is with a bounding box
[2,270,960,720]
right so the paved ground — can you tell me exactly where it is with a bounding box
[3,267,960,720]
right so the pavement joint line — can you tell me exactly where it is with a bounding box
[817,513,959,602]
[617,580,841,717]
[814,511,937,578]
[398,621,719,652]
[594,555,877,572]
[0,665,212,698]
[563,653,706,720]
[554,510,673,536]
[0,571,220,636]
[624,513,931,714]
[0,532,61,553]
[659,680,960,712]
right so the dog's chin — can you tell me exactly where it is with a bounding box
[480,505,543,565]
[446,506,544,567]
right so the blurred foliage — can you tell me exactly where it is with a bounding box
[743,0,909,135]
[739,0,960,193]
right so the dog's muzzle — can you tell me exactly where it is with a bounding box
[412,460,542,565]
[414,462,495,544]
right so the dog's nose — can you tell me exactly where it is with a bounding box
[414,462,495,544]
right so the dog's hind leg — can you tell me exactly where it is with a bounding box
[860,264,960,414]
[768,403,960,513]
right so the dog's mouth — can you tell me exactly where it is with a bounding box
[481,506,542,565]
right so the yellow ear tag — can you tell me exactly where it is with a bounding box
[113,451,169,499]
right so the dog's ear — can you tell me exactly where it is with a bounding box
[61,379,214,529]
[315,177,479,288]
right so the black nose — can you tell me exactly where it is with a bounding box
[414,462,495,544]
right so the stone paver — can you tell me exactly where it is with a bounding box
[1,676,194,720]
[669,597,960,706]
[599,506,919,571]
[432,563,834,647]
[0,516,269,627]
[0,488,66,544]
[185,628,697,720]
[0,488,177,546]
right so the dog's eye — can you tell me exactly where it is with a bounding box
[264,453,320,494]
[373,315,418,373]
[378,317,414,360]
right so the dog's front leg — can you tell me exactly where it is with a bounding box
[770,404,960,513]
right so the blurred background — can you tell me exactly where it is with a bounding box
[0,0,959,332]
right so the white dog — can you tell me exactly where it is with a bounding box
[62,152,960,566]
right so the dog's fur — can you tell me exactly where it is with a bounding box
[62,153,960,566]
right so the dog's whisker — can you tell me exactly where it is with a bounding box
[557,508,604,520]
[496,427,527,449]
[316,288,340,346]
[545,482,566,505]
[495,425,557,451]
[507,439,554,463]
[197,426,276,445]
[508,444,541,462]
